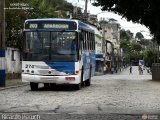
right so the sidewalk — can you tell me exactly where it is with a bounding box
[0,78,29,90]
[118,66,151,75]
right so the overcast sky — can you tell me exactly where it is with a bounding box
[67,0,152,39]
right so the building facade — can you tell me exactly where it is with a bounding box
[99,17,121,73]
[88,15,105,75]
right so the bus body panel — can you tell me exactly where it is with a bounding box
[22,74,80,84]
[81,50,95,81]
[22,18,95,87]
[22,61,81,84]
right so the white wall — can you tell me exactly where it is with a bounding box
[89,24,103,55]
[5,47,21,73]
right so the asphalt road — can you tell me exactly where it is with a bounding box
[0,66,160,120]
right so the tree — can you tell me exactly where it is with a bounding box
[143,49,157,67]
[5,0,75,50]
[120,39,142,63]
[93,0,160,43]
[120,29,133,41]
[135,32,144,40]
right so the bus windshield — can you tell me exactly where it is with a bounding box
[24,31,77,61]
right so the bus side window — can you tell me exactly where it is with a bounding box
[85,32,88,51]
[79,32,83,41]
[90,33,93,50]
[80,31,84,50]
[89,33,92,50]
[83,32,85,50]
[91,33,94,50]
[80,33,83,51]
[90,33,92,50]
[93,34,95,50]
[87,32,90,51]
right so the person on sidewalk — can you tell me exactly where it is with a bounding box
[129,66,132,74]
[138,65,142,75]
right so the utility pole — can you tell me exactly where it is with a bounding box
[0,0,5,87]
[84,0,88,21]
[76,0,90,21]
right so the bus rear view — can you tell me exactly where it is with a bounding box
[22,18,95,90]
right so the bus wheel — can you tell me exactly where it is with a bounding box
[85,78,91,86]
[50,83,56,88]
[44,83,50,88]
[74,83,81,90]
[81,69,84,86]
[85,69,91,86]
[30,82,38,91]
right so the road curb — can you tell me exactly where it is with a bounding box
[0,83,29,91]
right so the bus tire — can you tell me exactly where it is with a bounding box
[85,68,91,86]
[74,83,81,90]
[85,78,91,86]
[30,82,38,91]
[44,83,50,88]
[50,83,56,88]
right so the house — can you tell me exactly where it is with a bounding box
[99,17,122,73]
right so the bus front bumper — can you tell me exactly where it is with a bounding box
[22,74,81,84]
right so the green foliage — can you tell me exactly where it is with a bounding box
[120,29,133,41]
[5,0,27,50]
[93,0,160,43]
[143,49,156,67]
[132,42,142,52]
[120,40,142,62]
[5,0,75,50]
[135,32,144,40]
[120,39,130,50]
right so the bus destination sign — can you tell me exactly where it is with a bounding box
[29,24,38,29]
[43,24,69,29]
[25,21,77,30]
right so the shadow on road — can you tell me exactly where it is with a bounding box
[147,79,160,83]
[29,84,88,92]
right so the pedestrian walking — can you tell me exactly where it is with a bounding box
[141,67,143,74]
[111,67,114,74]
[138,65,142,75]
[138,65,140,75]
[129,66,132,74]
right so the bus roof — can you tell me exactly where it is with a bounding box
[24,18,94,33]
[25,18,75,22]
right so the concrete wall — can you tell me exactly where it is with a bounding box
[152,63,160,80]
[5,47,21,73]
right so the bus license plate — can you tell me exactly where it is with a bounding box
[41,77,58,81]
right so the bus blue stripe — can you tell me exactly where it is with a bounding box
[0,49,5,57]
[0,70,5,86]
[45,62,75,73]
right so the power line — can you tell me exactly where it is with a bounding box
[121,26,148,28]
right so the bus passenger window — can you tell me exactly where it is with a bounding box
[83,32,86,50]
[85,33,88,50]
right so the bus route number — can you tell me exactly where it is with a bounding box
[25,64,34,68]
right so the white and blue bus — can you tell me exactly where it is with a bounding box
[22,18,95,90]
